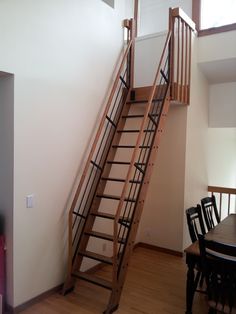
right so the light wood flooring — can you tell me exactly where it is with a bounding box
[19,247,208,313]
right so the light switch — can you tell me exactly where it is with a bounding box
[26,194,34,208]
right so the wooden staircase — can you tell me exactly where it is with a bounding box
[63,8,195,314]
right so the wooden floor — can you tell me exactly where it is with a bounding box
[19,247,208,314]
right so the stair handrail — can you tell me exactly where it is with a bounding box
[169,7,196,104]
[66,19,135,276]
[113,30,172,283]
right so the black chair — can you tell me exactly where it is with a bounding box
[199,235,236,314]
[201,195,220,232]
[186,204,206,243]
[186,205,206,293]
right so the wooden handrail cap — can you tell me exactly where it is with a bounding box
[171,7,196,31]
[208,186,236,195]
[123,19,131,29]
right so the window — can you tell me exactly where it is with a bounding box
[102,0,115,9]
[192,0,236,36]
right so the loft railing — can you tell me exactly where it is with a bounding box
[208,186,236,219]
[67,18,135,276]
[169,7,196,104]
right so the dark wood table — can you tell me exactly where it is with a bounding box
[184,214,236,313]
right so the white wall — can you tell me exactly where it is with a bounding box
[134,32,167,87]
[209,82,236,127]
[208,128,236,188]
[134,32,188,252]
[138,104,187,252]
[0,73,14,305]
[207,128,236,218]
[0,0,133,307]
[138,0,192,36]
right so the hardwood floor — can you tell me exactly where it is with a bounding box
[19,247,208,313]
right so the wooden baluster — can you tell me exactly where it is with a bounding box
[169,8,174,99]
[177,17,180,101]
[172,17,175,96]
[188,28,192,104]
[181,19,184,103]
[134,0,139,37]
[219,193,222,219]
[228,194,231,215]
[184,24,188,104]
[129,19,135,89]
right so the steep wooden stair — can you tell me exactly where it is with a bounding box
[63,8,195,314]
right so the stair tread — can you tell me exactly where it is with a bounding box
[122,113,159,119]
[90,211,131,222]
[101,176,142,184]
[78,250,113,264]
[112,145,150,149]
[117,129,155,133]
[101,176,125,182]
[73,271,112,290]
[96,193,135,202]
[126,98,163,104]
[107,160,130,164]
[85,230,126,244]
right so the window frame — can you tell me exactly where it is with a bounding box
[192,0,236,36]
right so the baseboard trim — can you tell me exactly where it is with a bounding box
[6,283,63,314]
[6,262,107,314]
[134,242,183,257]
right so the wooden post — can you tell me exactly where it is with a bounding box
[130,19,135,89]
[188,28,192,104]
[184,24,188,104]
[169,8,174,99]
[177,17,180,101]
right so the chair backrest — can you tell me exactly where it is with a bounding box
[201,195,220,231]
[186,204,206,243]
[199,235,236,313]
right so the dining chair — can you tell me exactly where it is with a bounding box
[186,205,206,293]
[198,234,236,314]
[201,195,220,232]
[186,204,206,243]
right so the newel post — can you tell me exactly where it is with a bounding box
[124,18,135,89]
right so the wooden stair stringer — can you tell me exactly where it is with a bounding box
[66,92,133,289]
[104,88,171,314]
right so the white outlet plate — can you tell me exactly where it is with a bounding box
[26,194,34,208]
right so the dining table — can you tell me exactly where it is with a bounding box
[184,213,236,314]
